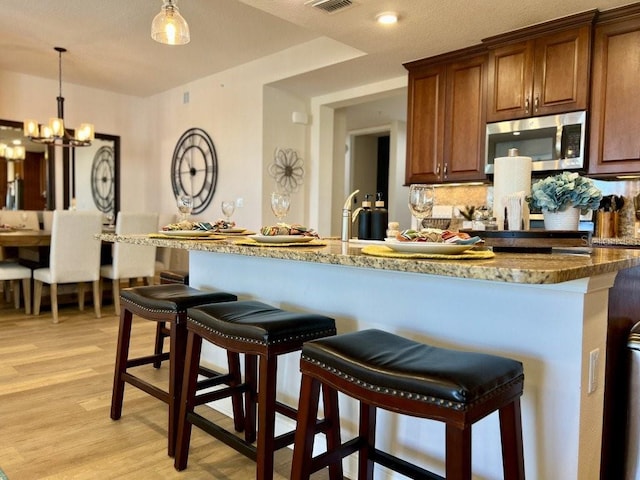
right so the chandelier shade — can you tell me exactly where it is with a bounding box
[23,47,94,148]
[151,0,190,46]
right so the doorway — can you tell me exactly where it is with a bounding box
[348,129,390,210]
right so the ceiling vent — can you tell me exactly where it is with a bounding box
[305,0,354,14]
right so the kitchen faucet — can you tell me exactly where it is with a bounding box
[341,189,359,242]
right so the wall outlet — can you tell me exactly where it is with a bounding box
[588,348,600,394]
[236,197,244,208]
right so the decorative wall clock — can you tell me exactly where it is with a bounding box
[170,128,218,215]
[91,145,115,213]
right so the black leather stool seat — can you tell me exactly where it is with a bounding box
[120,284,236,316]
[175,300,338,480]
[291,329,526,480]
[302,329,523,409]
[160,270,190,285]
[187,300,337,346]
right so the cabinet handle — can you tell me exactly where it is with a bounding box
[525,97,530,114]
[436,164,441,176]
[534,96,539,113]
[444,163,448,178]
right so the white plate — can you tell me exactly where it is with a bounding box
[383,239,474,254]
[219,228,246,233]
[248,234,315,244]
[159,230,213,237]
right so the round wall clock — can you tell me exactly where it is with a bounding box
[170,128,218,215]
[91,145,115,213]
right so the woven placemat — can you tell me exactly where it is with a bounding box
[148,233,225,240]
[361,245,495,260]
[233,238,327,248]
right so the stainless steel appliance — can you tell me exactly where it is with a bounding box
[485,111,586,174]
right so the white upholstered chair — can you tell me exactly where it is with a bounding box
[42,210,54,231]
[100,212,159,316]
[155,213,175,274]
[33,210,103,324]
[0,210,40,230]
[0,262,32,314]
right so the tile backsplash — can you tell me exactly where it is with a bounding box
[434,179,640,238]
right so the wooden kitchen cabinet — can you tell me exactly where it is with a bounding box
[484,11,595,122]
[405,47,487,184]
[588,4,640,176]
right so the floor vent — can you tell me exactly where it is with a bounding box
[305,0,354,14]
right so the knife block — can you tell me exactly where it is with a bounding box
[595,211,619,238]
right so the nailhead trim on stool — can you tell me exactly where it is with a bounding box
[174,300,339,480]
[290,329,526,480]
[110,284,238,457]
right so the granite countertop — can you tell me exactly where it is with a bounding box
[99,233,640,285]
[592,236,640,247]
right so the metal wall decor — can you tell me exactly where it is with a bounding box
[170,128,218,215]
[268,147,304,193]
[91,145,115,213]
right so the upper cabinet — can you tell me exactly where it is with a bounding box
[405,47,487,184]
[588,4,640,176]
[484,11,595,123]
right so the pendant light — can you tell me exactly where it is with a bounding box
[151,0,191,46]
[23,47,94,147]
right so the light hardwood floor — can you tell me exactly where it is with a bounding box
[0,301,330,480]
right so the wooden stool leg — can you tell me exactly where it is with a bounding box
[446,424,472,480]
[358,403,376,480]
[244,354,258,443]
[321,383,343,480]
[153,322,166,368]
[290,374,322,480]
[168,320,187,457]
[174,330,203,470]
[256,354,278,480]
[500,398,525,480]
[227,351,245,432]
[110,308,133,420]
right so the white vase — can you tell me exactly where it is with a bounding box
[543,207,580,230]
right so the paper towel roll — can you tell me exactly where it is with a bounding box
[492,155,532,230]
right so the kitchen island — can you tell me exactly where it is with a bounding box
[101,233,640,479]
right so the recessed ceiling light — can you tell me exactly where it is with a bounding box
[376,11,398,24]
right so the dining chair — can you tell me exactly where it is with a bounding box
[100,212,159,316]
[0,262,32,314]
[33,210,103,324]
[42,210,54,231]
[0,210,40,230]
[155,213,175,274]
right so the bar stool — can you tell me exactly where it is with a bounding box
[154,270,190,367]
[290,329,525,480]
[110,284,238,457]
[174,300,339,480]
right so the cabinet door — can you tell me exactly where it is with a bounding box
[533,26,591,116]
[443,54,487,182]
[405,65,445,184]
[589,16,640,175]
[486,41,534,122]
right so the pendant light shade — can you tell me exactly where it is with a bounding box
[151,0,190,46]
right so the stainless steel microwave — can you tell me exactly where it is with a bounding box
[485,111,586,174]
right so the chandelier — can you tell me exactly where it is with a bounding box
[23,47,94,148]
[151,0,190,46]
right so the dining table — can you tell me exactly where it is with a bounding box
[0,230,51,248]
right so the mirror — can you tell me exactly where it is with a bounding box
[0,119,119,220]
[0,119,55,211]
[62,132,120,222]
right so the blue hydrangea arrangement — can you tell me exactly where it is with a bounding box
[527,171,602,214]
